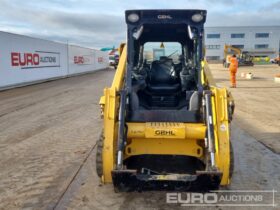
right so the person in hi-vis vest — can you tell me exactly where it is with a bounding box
[229,54,238,88]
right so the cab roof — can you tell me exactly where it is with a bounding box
[125,9,207,25]
[125,10,207,43]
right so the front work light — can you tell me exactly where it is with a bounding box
[191,13,203,22]
[127,13,139,23]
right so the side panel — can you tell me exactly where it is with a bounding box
[68,45,109,74]
[94,50,109,71]
[102,88,117,183]
[68,45,95,74]
[0,32,109,89]
[0,31,68,88]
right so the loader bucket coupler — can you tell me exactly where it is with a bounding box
[111,170,222,192]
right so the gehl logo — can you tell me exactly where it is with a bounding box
[155,130,175,136]
[158,15,172,20]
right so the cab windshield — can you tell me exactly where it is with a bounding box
[143,42,182,64]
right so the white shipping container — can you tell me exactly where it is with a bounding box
[94,50,109,70]
[68,45,95,74]
[0,31,109,89]
[0,31,68,88]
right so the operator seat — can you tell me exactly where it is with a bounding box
[147,57,180,94]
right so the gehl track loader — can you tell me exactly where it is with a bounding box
[97,10,235,192]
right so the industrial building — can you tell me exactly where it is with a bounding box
[205,26,280,61]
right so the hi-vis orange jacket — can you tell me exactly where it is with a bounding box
[229,57,238,72]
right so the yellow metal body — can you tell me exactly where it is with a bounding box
[127,123,206,139]
[125,123,206,159]
[201,60,233,185]
[99,44,127,183]
[99,44,234,186]
[224,44,242,61]
[223,44,254,66]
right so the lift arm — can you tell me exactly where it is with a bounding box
[99,44,127,183]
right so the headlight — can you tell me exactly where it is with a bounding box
[192,13,203,22]
[127,13,139,23]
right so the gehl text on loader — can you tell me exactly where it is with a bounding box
[97,9,235,192]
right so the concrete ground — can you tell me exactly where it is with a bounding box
[0,65,279,210]
[210,64,280,154]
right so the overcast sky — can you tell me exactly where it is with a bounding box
[0,0,279,48]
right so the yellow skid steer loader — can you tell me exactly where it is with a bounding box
[97,9,235,192]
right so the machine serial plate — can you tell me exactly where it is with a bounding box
[145,122,185,139]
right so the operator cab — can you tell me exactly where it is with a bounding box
[125,10,207,122]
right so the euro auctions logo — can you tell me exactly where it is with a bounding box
[11,51,60,69]
[166,190,277,207]
[74,56,85,64]
[73,55,91,65]
[98,57,104,63]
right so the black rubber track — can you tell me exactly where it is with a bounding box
[96,130,104,178]
[229,141,234,179]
